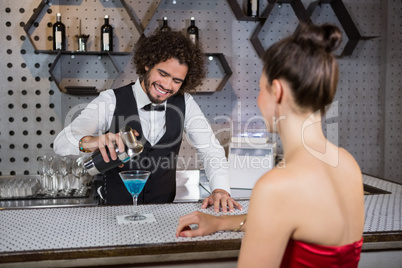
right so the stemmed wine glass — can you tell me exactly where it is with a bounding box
[72,157,87,194]
[46,155,58,196]
[37,155,48,194]
[59,156,72,196]
[119,170,150,221]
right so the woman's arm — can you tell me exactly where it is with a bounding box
[238,170,296,268]
[175,169,298,268]
[176,211,247,237]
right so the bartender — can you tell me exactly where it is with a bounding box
[54,29,242,213]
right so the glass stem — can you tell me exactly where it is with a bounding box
[133,194,138,216]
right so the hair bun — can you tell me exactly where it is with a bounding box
[294,23,342,53]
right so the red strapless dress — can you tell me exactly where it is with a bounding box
[280,238,363,268]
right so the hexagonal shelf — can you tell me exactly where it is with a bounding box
[307,0,379,57]
[23,0,143,94]
[250,0,311,58]
[200,53,233,93]
[226,0,269,21]
[141,4,233,93]
[229,0,377,58]
[24,0,142,53]
[25,0,231,94]
[49,51,121,95]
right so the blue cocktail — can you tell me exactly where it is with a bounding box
[119,170,150,221]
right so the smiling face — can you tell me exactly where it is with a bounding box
[141,58,189,104]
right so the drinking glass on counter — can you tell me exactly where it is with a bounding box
[46,155,58,196]
[36,154,91,197]
[72,156,89,195]
[58,156,72,196]
[37,154,58,195]
[37,155,49,194]
[119,170,150,221]
[0,176,41,199]
[0,178,13,199]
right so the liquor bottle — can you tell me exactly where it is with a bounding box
[53,13,66,50]
[101,15,113,52]
[247,0,259,17]
[160,17,171,32]
[187,17,199,45]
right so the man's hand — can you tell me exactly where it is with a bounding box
[81,129,139,164]
[202,189,243,213]
[82,133,125,162]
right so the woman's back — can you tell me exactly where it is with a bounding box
[242,141,365,267]
[275,142,364,247]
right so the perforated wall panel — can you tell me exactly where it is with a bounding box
[0,0,400,183]
[310,0,386,177]
[383,0,401,182]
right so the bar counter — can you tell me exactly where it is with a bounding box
[0,202,247,267]
[0,174,401,267]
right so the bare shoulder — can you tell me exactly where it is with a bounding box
[337,147,362,180]
[252,167,300,203]
[256,168,289,187]
[339,147,359,166]
[247,167,303,236]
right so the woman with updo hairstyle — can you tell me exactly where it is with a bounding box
[176,23,365,268]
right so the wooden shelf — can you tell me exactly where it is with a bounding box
[23,0,140,94]
[226,0,268,21]
[48,51,122,95]
[228,0,376,58]
[34,50,131,56]
[201,53,233,93]
[24,1,232,94]
[249,0,311,58]
[307,0,379,57]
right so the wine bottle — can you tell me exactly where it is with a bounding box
[53,13,66,50]
[101,15,113,52]
[247,0,259,17]
[160,17,171,32]
[187,17,199,45]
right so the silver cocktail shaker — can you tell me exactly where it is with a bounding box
[82,126,143,176]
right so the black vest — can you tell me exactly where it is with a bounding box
[102,83,185,205]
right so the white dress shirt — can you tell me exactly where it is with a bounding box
[54,78,231,194]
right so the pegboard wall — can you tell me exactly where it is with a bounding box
[0,0,401,183]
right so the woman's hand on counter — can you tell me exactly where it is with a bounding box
[176,212,247,238]
[176,211,220,237]
[202,189,243,213]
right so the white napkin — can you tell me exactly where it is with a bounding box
[116,213,156,225]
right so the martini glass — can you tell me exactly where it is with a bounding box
[119,170,151,221]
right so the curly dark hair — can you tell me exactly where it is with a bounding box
[133,30,206,94]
